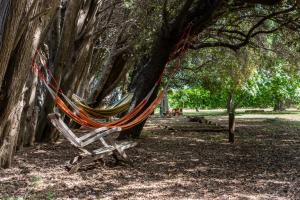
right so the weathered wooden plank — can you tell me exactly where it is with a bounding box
[68,151,113,174]
[81,127,121,146]
[48,113,122,147]
[78,127,109,141]
[48,113,81,147]
[48,112,137,173]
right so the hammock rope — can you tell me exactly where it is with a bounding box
[32,23,192,130]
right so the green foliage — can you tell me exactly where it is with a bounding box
[169,46,300,109]
[241,66,300,108]
[169,67,300,109]
[169,87,227,109]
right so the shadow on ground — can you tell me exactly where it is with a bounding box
[0,116,299,199]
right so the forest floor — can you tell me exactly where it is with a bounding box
[1,111,300,200]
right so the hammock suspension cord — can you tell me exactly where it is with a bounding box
[31,24,192,130]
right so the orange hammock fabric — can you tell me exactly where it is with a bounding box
[32,24,192,130]
[32,59,160,130]
[54,90,164,130]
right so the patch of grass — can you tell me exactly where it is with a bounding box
[264,111,300,115]
[289,121,300,128]
[30,176,42,187]
[264,118,281,124]
[207,135,226,143]
[268,119,300,129]
[143,131,160,137]
[46,192,55,200]
[3,196,25,200]
[184,111,227,117]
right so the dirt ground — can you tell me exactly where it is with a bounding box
[0,113,299,200]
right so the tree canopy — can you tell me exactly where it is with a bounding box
[0,0,300,167]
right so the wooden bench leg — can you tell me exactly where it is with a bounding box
[102,135,128,160]
[67,151,114,174]
[65,141,137,173]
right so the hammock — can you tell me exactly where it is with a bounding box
[41,75,162,130]
[72,93,133,118]
[32,23,191,131]
[33,50,163,130]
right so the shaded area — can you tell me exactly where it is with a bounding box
[0,115,299,199]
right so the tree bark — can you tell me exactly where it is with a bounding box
[274,98,286,111]
[160,93,169,117]
[227,92,235,143]
[118,0,222,139]
[18,73,39,148]
[0,0,10,50]
[118,35,178,139]
[87,31,131,106]
[36,0,83,142]
[0,0,58,167]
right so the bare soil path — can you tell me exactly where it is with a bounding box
[1,114,299,199]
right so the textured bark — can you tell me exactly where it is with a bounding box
[36,0,82,142]
[118,0,222,139]
[0,0,57,168]
[0,25,33,167]
[18,74,39,148]
[227,92,235,143]
[0,0,10,49]
[36,0,104,142]
[160,94,169,117]
[88,51,130,106]
[0,0,25,91]
[274,99,286,111]
[0,0,28,168]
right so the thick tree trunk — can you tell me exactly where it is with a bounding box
[36,0,83,142]
[0,0,57,167]
[274,98,286,111]
[227,92,235,143]
[118,0,222,139]
[18,74,39,148]
[0,0,30,168]
[0,0,10,49]
[118,35,180,139]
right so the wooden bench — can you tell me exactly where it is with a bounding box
[48,113,137,173]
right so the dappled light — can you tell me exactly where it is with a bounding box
[1,114,299,199]
[1,0,300,199]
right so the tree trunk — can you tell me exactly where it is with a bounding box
[0,0,57,168]
[0,0,30,168]
[160,93,169,117]
[18,73,39,148]
[0,0,10,49]
[274,98,286,111]
[87,50,130,106]
[118,38,178,139]
[36,0,83,142]
[118,1,222,139]
[227,92,235,143]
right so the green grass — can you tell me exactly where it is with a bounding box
[4,197,25,200]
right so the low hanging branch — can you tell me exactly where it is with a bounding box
[189,5,296,51]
